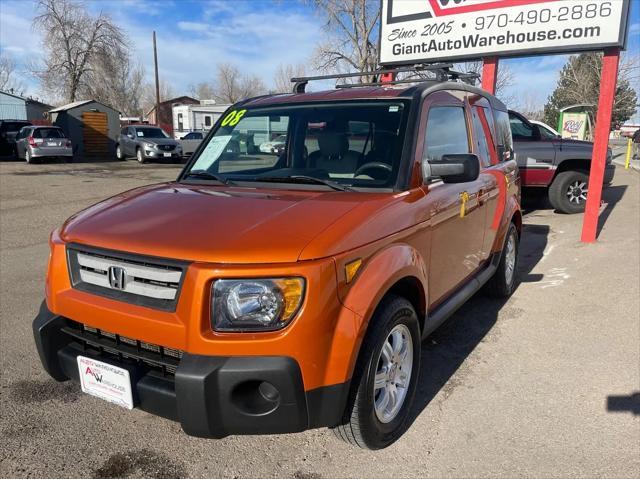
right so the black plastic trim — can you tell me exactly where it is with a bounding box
[32,303,350,438]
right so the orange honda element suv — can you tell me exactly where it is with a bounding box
[34,68,521,449]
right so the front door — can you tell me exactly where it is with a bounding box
[421,96,487,306]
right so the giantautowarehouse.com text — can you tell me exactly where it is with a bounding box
[392,26,602,56]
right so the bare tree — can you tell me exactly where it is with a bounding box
[32,0,127,102]
[458,60,515,98]
[213,63,267,103]
[273,64,306,93]
[189,82,216,101]
[140,80,175,116]
[0,53,25,94]
[309,0,380,81]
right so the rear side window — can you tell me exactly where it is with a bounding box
[424,106,469,162]
[495,110,513,161]
[508,112,535,140]
[32,128,65,139]
[472,106,499,167]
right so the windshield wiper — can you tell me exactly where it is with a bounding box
[254,175,354,192]
[183,170,235,185]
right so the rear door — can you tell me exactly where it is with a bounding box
[509,111,556,186]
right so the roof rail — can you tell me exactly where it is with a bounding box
[291,64,479,93]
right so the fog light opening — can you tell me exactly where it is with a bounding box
[231,380,280,415]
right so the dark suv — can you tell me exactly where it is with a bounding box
[509,110,614,214]
[0,119,32,157]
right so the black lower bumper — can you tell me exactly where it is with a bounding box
[33,302,349,438]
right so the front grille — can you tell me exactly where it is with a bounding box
[67,244,189,312]
[62,320,183,375]
[158,144,175,151]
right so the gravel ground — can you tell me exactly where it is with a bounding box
[1,159,638,478]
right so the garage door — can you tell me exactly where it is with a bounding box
[82,111,108,157]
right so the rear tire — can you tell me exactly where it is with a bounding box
[549,170,589,214]
[136,148,145,164]
[332,295,420,450]
[485,223,519,298]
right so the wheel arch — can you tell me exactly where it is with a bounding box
[554,158,591,179]
[325,243,428,387]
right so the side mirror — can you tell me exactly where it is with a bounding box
[423,154,480,184]
[127,133,134,139]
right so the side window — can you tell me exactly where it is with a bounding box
[494,110,513,162]
[509,112,535,140]
[204,115,212,128]
[472,106,499,166]
[424,106,470,163]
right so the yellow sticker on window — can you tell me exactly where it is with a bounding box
[221,109,247,127]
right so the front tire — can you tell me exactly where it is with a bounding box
[332,295,420,450]
[25,149,33,164]
[136,148,145,164]
[485,223,519,298]
[549,170,589,214]
[116,144,125,160]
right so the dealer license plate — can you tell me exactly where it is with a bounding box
[163,152,171,157]
[77,356,134,409]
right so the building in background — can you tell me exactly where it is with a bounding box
[49,100,120,160]
[0,90,52,122]
[172,100,231,138]
[145,96,199,136]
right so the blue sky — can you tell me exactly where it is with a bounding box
[1,0,638,113]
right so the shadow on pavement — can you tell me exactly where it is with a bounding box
[407,223,550,427]
[607,392,639,415]
[596,184,627,238]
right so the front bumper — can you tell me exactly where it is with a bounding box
[33,302,349,438]
[143,149,182,159]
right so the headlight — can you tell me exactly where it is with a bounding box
[212,278,305,332]
[144,142,156,149]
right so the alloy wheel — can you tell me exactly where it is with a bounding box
[373,324,413,423]
[566,180,588,205]
[504,232,517,286]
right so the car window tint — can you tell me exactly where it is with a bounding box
[33,128,64,139]
[134,127,168,138]
[472,106,499,167]
[509,113,535,140]
[537,124,557,140]
[424,106,469,162]
[494,110,513,161]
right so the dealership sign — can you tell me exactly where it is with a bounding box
[380,0,630,65]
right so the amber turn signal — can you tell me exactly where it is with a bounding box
[345,259,362,284]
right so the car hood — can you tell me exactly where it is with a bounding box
[140,138,179,146]
[59,183,397,264]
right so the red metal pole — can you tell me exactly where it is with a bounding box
[481,57,499,94]
[581,48,620,243]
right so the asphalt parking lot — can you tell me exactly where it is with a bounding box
[1,159,638,478]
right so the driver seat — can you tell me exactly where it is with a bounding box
[308,131,361,177]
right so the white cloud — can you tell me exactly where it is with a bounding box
[177,22,210,32]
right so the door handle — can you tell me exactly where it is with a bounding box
[478,188,487,206]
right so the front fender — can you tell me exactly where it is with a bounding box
[322,243,428,386]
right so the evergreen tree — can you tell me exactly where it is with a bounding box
[543,53,637,130]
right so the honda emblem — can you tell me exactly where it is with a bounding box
[108,266,126,290]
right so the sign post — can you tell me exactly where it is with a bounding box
[481,56,499,95]
[580,48,621,243]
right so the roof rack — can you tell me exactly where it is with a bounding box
[291,64,479,93]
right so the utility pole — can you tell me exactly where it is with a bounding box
[153,31,161,126]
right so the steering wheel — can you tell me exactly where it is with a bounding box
[354,162,392,179]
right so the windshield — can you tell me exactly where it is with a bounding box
[135,127,169,138]
[182,101,409,190]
